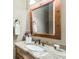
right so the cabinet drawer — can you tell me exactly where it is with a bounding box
[16,54,24,59]
[16,47,24,56]
[23,53,36,59]
[16,47,36,59]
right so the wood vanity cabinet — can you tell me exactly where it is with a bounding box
[16,47,36,59]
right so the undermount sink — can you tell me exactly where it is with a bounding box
[26,45,45,52]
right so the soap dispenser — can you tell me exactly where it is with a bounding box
[25,33,32,44]
[28,33,32,44]
[25,32,29,44]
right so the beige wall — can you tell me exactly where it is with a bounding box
[52,0,66,45]
[13,0,29,41]
[13,0,66,45]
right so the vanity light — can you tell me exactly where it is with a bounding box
[29,0,36,5]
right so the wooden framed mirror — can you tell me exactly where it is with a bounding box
[29,0,61,39]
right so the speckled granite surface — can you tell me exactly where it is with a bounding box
[14,41,66,59]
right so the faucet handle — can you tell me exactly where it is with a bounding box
[38,40,41,44]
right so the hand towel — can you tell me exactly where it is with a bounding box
[14,21,20,35]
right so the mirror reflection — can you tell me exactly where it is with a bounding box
[32,2,55,35]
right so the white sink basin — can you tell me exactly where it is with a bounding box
[26,45,45,52]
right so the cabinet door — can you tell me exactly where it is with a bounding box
[16,54,24,59]
[16,47,24,56]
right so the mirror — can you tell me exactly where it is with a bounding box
[29,0,61,39]
[32,2,54,35]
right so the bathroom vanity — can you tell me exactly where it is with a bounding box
[14,41,66,59]
[14,0,66,59]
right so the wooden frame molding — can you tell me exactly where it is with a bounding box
[29,0,61,39]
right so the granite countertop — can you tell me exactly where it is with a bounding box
[14,41,66,59]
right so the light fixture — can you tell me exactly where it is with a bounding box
[29,0,36,5]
